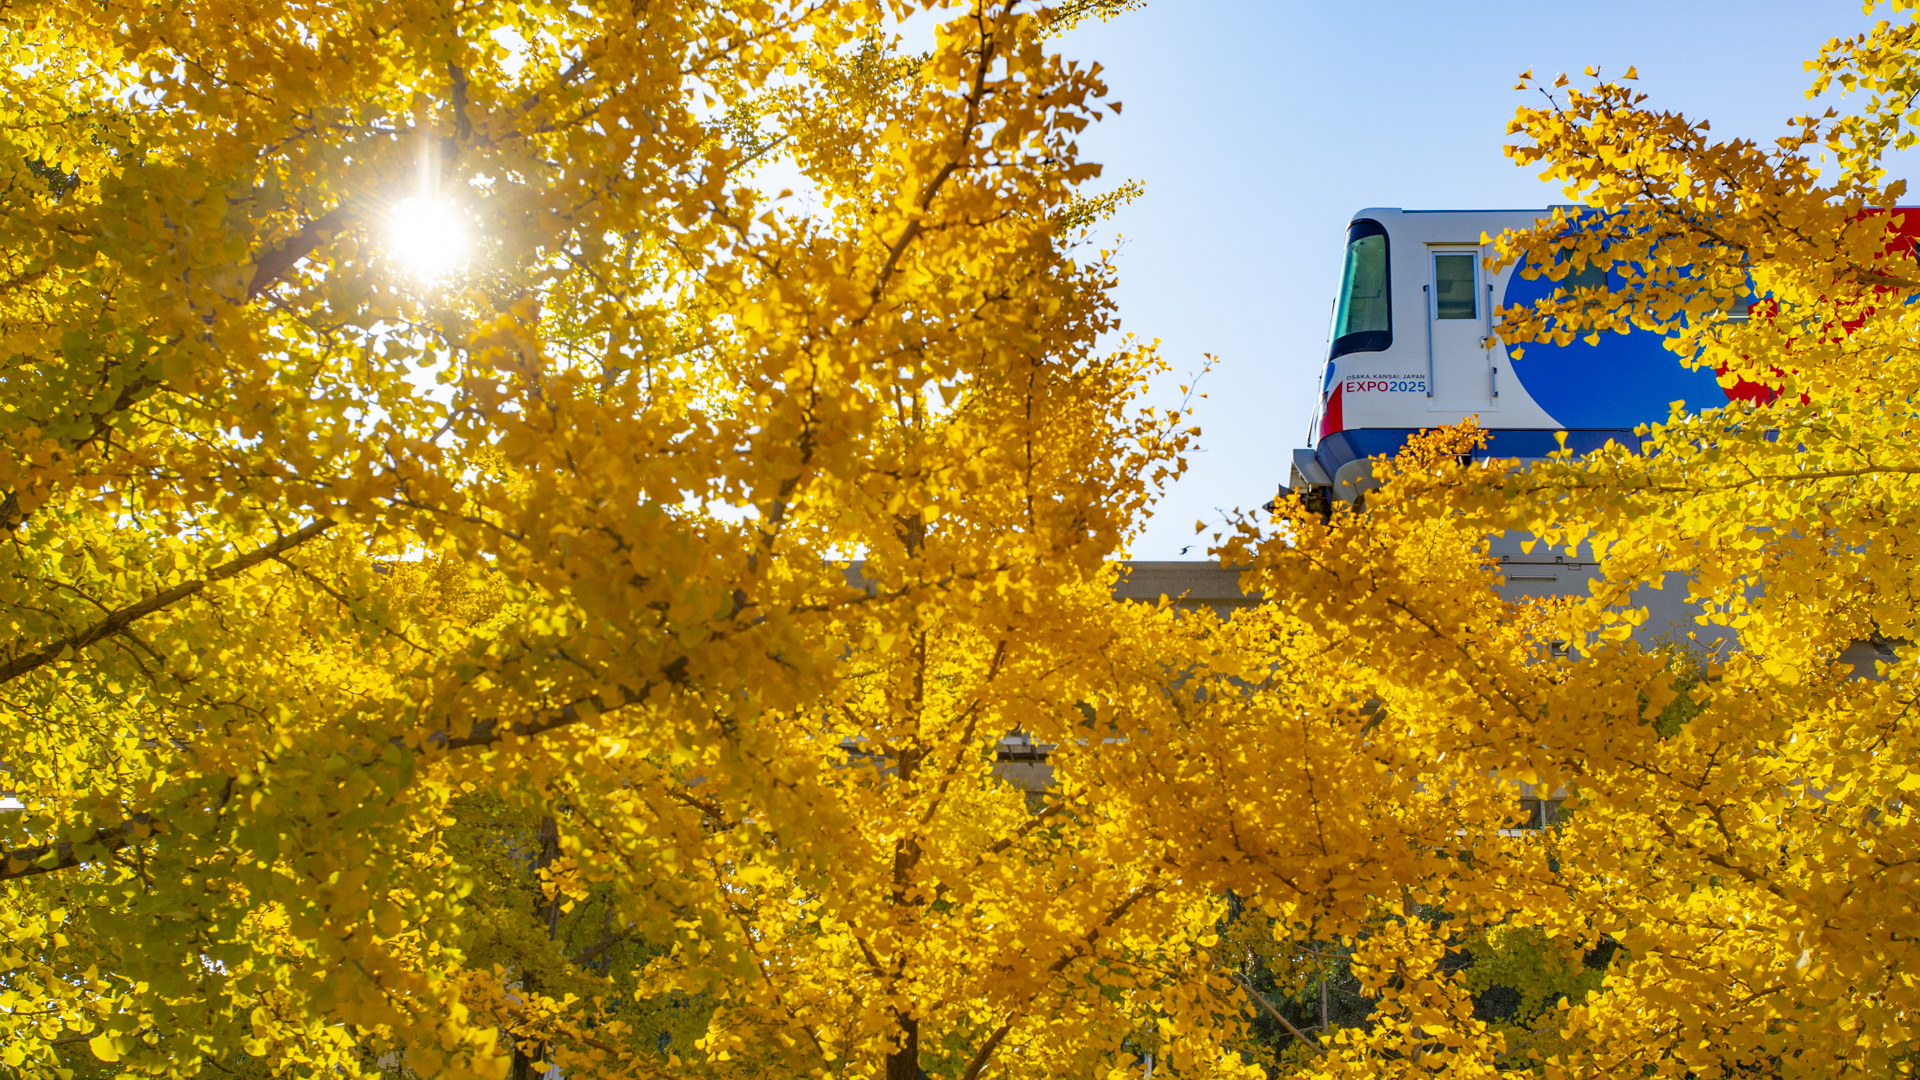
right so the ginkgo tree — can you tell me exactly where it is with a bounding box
[10,0,1920,1077]
[0,0,1274,1077]
[1205,7,1920,1077]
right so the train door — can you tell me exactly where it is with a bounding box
[1426,248,1493,411]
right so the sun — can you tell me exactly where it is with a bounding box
[387,197,469,276]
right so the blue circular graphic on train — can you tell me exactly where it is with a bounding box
[1500,263,1727,430]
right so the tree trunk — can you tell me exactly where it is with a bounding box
[511,815,563,1080]
[885,1014,921,1080]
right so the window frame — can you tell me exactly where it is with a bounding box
[1330,218,1393,358]
[1431,250,1480,321]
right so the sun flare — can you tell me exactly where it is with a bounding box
[387,197,469,276]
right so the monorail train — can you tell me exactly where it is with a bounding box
[1282,205,1910,670]
[1289,206,1753,506]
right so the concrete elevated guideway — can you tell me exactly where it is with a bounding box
[986,557,1621,793]
[980,558,1896,800]
[1110,561,1260,616]
[1109,555,1894,672]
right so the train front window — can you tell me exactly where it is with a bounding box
[1331,219,1391,357]
[1434,253,1478,319]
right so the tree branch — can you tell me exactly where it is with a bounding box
[0,518,334,686]
[246,209,348,299]
[434,653,687,751]
[957,1018,1014,1080]
[0,642,697,884]
[0,813,159,881]
[1227,970,1326,1056]
[571,926,633,968]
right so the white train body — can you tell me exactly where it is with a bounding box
[1292,207,1753,503]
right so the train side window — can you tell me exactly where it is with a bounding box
[1556,260,1609,294]
[1331,219,1391,357]
[1433,253,1478,319]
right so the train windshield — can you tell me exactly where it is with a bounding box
[1331,219,1391,357]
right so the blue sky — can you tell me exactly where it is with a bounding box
[1055,1,1913,557]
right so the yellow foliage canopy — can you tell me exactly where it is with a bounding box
[3,1,1919,1078]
